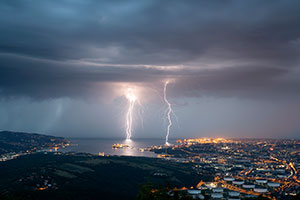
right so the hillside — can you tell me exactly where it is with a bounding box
[0,152,210,200]
[0,131,68,155]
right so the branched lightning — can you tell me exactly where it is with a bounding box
[164,81,173,145]
[125,88,137,140]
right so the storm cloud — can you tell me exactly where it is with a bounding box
[0,0,300,138]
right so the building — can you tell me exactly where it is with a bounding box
[228,191,240,197]
[187,189,202,195]
[212,187,224,193]
[242,183,255,189]
[233,180,244,185]
[211,192,223,199]
[267,182,280,187]
[254,187,268,193]
[187,190,204,199]
[224,177,235,181]
[256,179,267,184]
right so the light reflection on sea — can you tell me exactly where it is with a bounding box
[60,138,177,157]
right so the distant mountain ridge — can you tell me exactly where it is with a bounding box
[0,131,68,155]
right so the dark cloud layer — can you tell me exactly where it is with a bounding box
[0,1,300,138]
[1,0,300,99]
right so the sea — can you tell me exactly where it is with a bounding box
[60,138,178,157]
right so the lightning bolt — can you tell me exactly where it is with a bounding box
[125,88,137,140]
[164,81,173,146]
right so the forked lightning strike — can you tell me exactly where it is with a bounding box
[125,88,137,140]
[164,81,174,146]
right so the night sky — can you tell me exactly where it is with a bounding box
[1,0,300,139]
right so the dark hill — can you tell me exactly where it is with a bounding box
[0,131,68,155]
[0,152,208,200]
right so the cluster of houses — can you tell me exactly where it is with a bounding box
[184,176,281,199]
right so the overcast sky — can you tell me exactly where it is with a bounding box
[0,0,300,139]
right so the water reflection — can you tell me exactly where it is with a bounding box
[61,138,175,157]
[116,139,135,156]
